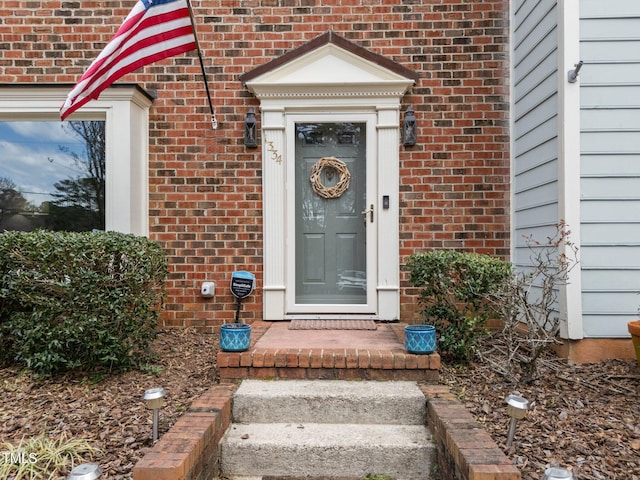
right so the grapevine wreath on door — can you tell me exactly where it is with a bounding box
[309,156,351,199]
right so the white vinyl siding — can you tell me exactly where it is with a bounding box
[579,0,640,337]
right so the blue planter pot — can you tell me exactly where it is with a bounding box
[405,325,437,354]
[220,323,252,352]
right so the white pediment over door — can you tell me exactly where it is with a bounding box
[240,31,416,321]
[242,31,416,99]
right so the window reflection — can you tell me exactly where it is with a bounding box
[0,121,106,232]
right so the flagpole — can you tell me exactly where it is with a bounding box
[185,0,217,129]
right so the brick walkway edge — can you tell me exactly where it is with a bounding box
[132,383,238,480]
[421,385,521,480]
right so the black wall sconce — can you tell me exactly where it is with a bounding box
[244,108,258,148]
[403,106,417,146]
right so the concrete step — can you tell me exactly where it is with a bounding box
[232,379,426,425]
[220,422,434,480]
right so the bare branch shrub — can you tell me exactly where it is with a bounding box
[483,221,579,384]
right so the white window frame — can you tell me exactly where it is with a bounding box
[0,86,152,235]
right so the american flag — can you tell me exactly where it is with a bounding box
[60,0,197,120]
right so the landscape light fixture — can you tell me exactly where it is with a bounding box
[542,466,575,479]
[143,387,166,443]
[505,392,529,447]
[244,108,258,148]
[403,106,417,146]
[67,463,103,480]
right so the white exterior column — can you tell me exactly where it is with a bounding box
[376,105,401,320]
[558,0,583,339]
[105,89,151,236]
[260,106,287,320]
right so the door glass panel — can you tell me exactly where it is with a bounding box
[295,122,367,304]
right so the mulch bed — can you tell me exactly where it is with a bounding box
[441,347,640,480]
[0,328,219,479]
[1,327,638,479]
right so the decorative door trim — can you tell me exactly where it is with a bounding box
[241,32,415,320]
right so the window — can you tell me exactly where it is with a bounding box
[1,120,106,231]
[0,86,153,235]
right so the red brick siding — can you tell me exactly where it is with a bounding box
[2,0,510,328]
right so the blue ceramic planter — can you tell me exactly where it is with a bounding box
[404,325,437,354]
[220,323,252,352]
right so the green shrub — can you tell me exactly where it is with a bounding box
[407,250,510,363]
[0,230,167,375]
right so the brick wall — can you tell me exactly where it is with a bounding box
[1,0,510,328]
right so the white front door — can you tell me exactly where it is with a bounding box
[286,113,377,316]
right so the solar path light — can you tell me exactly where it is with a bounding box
[505,392,529,447]
[543,466,575,479]
[67,463,102,480]
[144,387,166,443]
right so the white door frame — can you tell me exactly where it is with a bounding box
[257,101,404,321]
[285,112,378,316]
[243,39,414,320]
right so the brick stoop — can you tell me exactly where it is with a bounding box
[132,384,238,480]
[420,385,522,480]
[216,321,440,382]
[131,382,521,480]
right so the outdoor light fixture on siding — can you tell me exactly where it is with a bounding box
[244,108,258,148]
[403,106,417,146]
[567,60,583,83]
[144,387,166,443]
